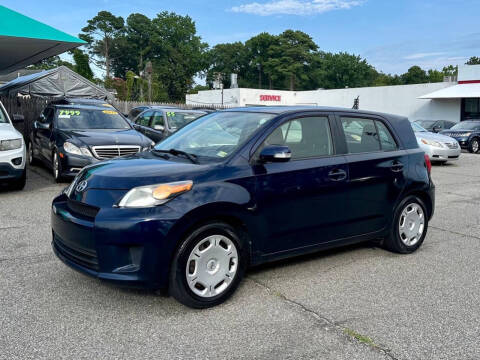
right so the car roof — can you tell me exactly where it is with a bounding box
[222,106,405,120]
[50,98,112,107]
[53,104,119,111]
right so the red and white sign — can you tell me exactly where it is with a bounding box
[260,94,281,102]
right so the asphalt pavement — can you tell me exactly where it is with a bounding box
[1,154,480,359]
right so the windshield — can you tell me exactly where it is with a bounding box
[167,111,205,130]
[411,122,427,133]
[0,105,8,124]
[154,111,275,161]
[416,120,435,128]
[56,109,131,130]
[450,122,480,131]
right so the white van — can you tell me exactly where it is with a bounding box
[0,101,26,190]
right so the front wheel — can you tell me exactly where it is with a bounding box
[169,222,247,308]
[383,196,428,254]
[52,152,63,183]
[468,138,479,153]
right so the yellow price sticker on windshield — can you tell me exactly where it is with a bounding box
[102,110,118,115]
[59,109,80,116]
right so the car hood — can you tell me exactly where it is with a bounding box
[75,151,216,190]
[0,123,23,141]
[415,131,456,143]
[61,128,150,147]
[440,129,476,135]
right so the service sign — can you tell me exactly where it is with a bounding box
[259,95,281,102]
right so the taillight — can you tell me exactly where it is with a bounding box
[424,153,432,174]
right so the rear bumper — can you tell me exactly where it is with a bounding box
[51,194,181,290]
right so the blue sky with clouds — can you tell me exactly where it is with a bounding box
[4,0,480,75]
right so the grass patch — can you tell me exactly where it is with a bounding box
[343,328,376,347]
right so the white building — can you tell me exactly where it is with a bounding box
[187,65,480,123]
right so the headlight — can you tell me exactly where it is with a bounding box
[64,141,93,157]
[118,180,193,208]
[421,139,444,148]
[0,138,22,151]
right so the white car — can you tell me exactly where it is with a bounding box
[411,122,461,163]
[0,101,26,190]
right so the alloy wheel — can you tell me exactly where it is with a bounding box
[186,235,238,298]
[398,202,425,246]
[472,140,479,153]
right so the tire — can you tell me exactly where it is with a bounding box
[383,196,428,254]
[468,138,480,153]
[52,151,63,183]
[28,142,37,166]
[9,168,26,191]
[169,222,247,308]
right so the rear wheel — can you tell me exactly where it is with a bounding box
[468,138,479,153]
[169,222,246,308]
[383,196,428,254]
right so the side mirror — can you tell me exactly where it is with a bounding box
[12,114,24,123]
[35,121,51,130]
[432,126,440,133]
[259,145,292,163]
[123,113,129,118]
[154,124,165,131]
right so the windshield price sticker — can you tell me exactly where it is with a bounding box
[59,110,80,116]
[103,110,118,115]
[166,112,176,117]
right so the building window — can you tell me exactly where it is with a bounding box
[462,98,480,121]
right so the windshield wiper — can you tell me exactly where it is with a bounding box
[153,149,198,164]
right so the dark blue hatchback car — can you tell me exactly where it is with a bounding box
[51,107,435,308]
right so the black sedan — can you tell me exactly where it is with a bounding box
[132,108,206,142]
[414,119,456,133]
[440,121,480,153]
[28,103,153,182]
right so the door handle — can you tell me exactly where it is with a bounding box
[328,169,347,181]
[391,161,404,173]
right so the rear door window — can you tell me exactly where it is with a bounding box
[376,121,397,151]
[341,117,380,153]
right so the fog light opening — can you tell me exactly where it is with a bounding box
[12,157,22,166]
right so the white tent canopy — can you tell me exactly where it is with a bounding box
[418,83,480,99]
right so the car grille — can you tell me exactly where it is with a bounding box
[91,145,141,160]
[53,233,99,271]
[66,198,100,220]
[445,142,459,149]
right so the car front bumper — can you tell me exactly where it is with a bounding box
[59,154,100,178]
[0,145,26,181]
[51,193,182,290]
[422,144,461,162]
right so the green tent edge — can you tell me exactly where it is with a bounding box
[0,5,86,44]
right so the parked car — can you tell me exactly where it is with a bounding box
[414,119,455,133]
[440,121,480,153]
[0,101,26,190]
[51,98,115,108]
[411,122,461,163]
[52,107,435,308]
[133,108,207,142]
[29,103,153,182]
[126,105,178,120]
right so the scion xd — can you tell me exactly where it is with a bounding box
[51,107,435,308]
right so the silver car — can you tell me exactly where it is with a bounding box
[411,122,461,163]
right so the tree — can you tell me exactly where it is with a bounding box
[72,49,94,81]
[244,32,279,89]
[264,30,318,90]
[466,57,480,65]
[28,56,73,70]
[442,65,458,77]
[401,66,428,84]
[149,12,208,101]
[427,69,444,83]
[315,52,378,89]
[206,42,247,88]
[80,11,125,79]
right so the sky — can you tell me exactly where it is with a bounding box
[4,0,480,77]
